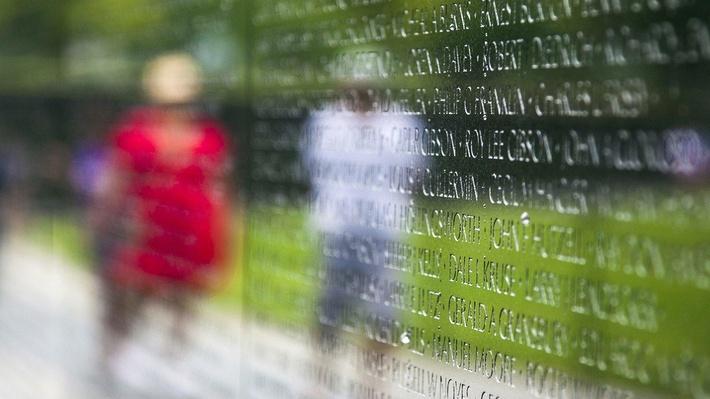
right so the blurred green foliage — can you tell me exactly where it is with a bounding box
[0,0,249,96]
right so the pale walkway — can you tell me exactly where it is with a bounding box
[0,237,242,399]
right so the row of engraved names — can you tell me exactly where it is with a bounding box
[254,81,655,119]
[301,125,706,171]
[306,165,710,221]
[250,337,637,399]
[268,159,710,223]
[245,167,710,230]
[253,0,389,25]
[313,298,706,396]
[310,195,710,288]
[257,22,710,83]
[255,0,697,52]
[318,237,658,331]
[252,331,656,399]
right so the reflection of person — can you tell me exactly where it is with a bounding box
[92,53,231,380]
[304,87,425,398]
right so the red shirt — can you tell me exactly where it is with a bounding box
[108,107,229,292]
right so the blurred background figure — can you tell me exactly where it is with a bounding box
[0,137,29,245]
[90,53,231,395]
[70,130,109,208]
[0,141,8,250]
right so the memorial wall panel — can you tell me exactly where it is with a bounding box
[242,1,710,398]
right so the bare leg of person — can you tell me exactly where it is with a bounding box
[100,282,128,370]
[100,285,146,373]
[165,287,194,358]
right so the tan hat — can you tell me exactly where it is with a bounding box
[143,53,203,104]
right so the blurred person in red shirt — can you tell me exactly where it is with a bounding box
[92,53,231,379]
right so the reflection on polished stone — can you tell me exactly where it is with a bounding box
[243,1,710,399]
